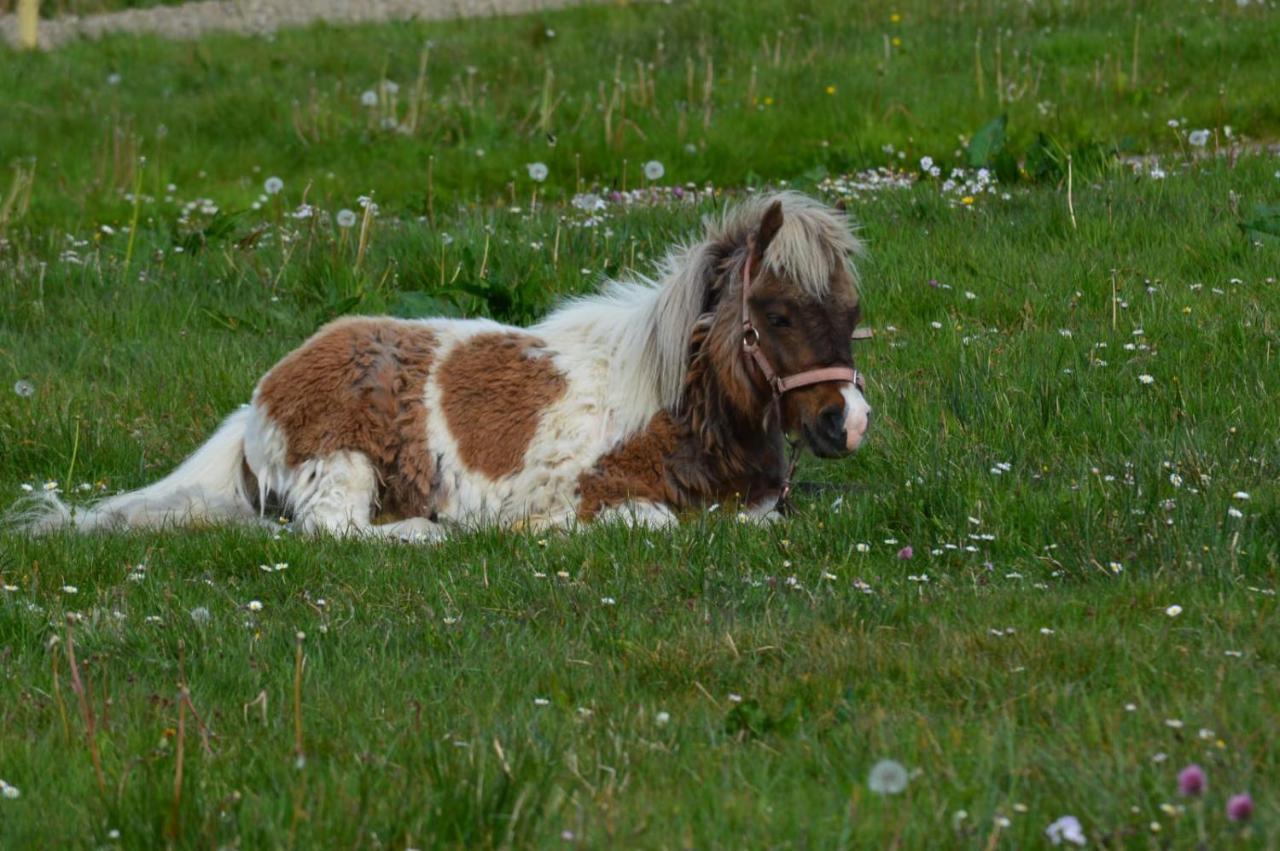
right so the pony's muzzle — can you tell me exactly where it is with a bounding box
[807,382,871,457]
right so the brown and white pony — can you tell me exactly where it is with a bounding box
[16,192,871,540]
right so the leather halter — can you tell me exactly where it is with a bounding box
[739,243,871,505]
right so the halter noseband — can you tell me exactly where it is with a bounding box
[739,242,870,506]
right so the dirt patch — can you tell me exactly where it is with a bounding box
[2,0,595,50]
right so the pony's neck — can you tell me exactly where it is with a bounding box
[678,308,786,480]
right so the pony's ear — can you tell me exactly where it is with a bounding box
[755,200,784,259]
[833,198,848,213]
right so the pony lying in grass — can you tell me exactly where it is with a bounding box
[15,192,872,541]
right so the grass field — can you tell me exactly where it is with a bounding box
[2,0,1279,847]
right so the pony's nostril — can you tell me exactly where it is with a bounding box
[818,405,845,440]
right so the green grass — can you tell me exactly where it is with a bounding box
[3,0,1279,232]
[2,0,1279,847]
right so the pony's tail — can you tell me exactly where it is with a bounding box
[9,407,258,535]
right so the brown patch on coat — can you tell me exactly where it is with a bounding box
[576,413,681,520]
[254,317,440,518]
[576,409,786,521]
[438,332,567,480]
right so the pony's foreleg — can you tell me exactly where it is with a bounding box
[594,500,678,530]
[368,517,448,543]
[735,498,784,525]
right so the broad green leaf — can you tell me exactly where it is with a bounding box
[967,114,1007,168]
[1240,204,1280,237]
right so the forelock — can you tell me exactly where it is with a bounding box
[707,191,863,298]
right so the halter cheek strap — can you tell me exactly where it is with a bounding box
[739,245,870,505]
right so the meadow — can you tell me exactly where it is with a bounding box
[1,0,1278,847]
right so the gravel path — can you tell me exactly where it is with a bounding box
[2,0,592,49]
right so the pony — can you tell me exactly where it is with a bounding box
[12,191,872,541]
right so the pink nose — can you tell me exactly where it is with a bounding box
[841,384,871,450]
[845,409,870,450]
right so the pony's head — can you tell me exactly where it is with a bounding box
[695,192,871,458]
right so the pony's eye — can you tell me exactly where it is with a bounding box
[766,313,791,329]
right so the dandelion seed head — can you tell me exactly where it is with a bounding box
[867,759,909,795]
[263,177,284,195]
[1046,815,1086,846]
[643,160,665,181]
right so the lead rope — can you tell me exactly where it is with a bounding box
[777,436,801,512]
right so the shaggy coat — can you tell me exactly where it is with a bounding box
[15,192,871,540]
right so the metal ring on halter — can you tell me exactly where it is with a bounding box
[742,327,760,350]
